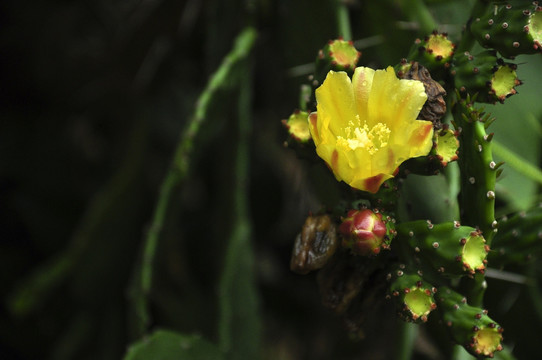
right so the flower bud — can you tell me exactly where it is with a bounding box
[282,110,311,143]
[313,39,361,86]
[339,209,394,255]
[402,32,455,80]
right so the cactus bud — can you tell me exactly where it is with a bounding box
[388,269,437,323]
[290,215,339,274]
[339,209,394,256]
[437,287,503,358]
[471,2,542,58]
[282,110,311,143]
[313,39,361,86]
[404,32,455,79]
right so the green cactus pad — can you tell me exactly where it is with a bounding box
[531,9,542,46]
[437,287,503,358]
[387,269,437,322]
[452,50,520,104]
[491,63,521,102]
[396,221,489,277]
[462,231,487,272]
[435,127,459,166]
[471,2,542,58]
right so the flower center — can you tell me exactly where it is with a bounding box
[338,117,391,155]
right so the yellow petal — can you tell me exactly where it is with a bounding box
[315,71,357,136]
[390,121,434,163]
[308,112,321,144]
[405,121,434,158]
[368,67,427,130]
[352,67,375,123]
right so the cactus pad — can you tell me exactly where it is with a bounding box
[471,2,542,58]
[437,287,503,358]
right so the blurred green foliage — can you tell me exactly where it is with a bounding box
[1,0,541,359]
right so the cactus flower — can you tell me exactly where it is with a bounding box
[339,209,391,255]
[309,67,434,193]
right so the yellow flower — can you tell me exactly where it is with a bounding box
[309,66,434,193]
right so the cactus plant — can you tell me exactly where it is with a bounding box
[282,2,542,359]
[471,1,542,58]
[396,221,489,277]
[387,266,437,323]
[437,286,503,358]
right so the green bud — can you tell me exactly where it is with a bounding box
[403,32,455,80]
[313,39,360,86]
[282,110,311,143]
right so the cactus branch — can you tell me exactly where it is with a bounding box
[138,27,258,331]
[456,0,491,54]
[492,139,542,185]
[453,97,497,244]
[335,0,352,41]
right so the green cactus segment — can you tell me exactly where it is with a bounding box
[314,39,360,86]
[396,221,489,277]
[387,269,437,322]
[435,127,460,166]
[531,9,542,44]
[437,287,503,358]
[452,50,520,104]
[471,2,542,58]
[403,32,455,79]
[489,203,542,267]
[452,97,497,244]
[491,63,521,101]
[282,110,311,143]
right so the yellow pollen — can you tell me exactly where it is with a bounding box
[340,121,391,155]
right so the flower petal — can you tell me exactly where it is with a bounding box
[352,67,375,123]
[315,71,357,136]
[308,112,321,144]
[368,67,427,130]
